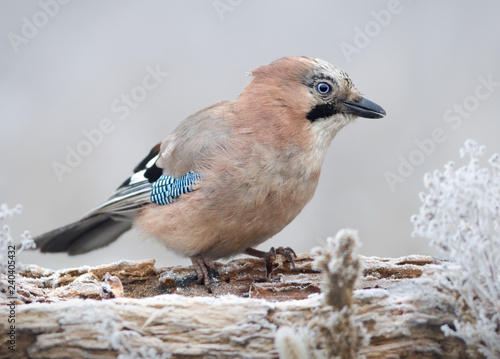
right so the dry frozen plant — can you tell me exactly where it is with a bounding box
[412,139,500,358]
[0,204,36,300]
[276,229,367,359]
[0,204,35,274]
[312,229,362,309]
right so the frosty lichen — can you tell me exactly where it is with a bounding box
[71,302,170,359]
[412,139,500,358]
[276,229,367,359]
[98,313,171,359]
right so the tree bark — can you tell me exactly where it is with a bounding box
[1,253,470,358]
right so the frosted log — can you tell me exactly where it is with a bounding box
[0,254,469,358]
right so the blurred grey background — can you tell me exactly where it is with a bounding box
[1,1,499,269]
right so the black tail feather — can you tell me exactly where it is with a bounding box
[35,143,161,255]
[35,214,132,255]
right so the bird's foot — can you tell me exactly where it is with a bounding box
[190,255,219,286]
[245,246,297,278]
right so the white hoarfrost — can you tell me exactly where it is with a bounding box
[412,139,500,358]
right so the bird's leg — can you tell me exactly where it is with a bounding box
[190,256,218,285]
[245,246,297,277]
[245,247,276,276]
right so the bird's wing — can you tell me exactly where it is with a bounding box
[84,144,161,219]
[87,102,234,219]
[156,102,234,177]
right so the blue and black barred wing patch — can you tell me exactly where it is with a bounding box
[150,172,202,205]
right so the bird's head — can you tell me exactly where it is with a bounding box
[248,56,380,116]
[246,56,385,120]
[299,57,385,120]
[235,56,386,155]
[235,56,386,161]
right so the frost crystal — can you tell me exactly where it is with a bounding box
[412,139,500,358]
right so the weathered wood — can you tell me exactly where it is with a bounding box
[0,253,470,359]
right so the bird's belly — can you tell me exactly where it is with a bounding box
[135,173,317,260]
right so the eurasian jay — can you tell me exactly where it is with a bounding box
[35,56,386,284]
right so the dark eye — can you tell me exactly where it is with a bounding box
[316,82,331,94]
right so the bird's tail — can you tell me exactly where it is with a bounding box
[35,144,161,255]
[35,178,152,255]
[35,214,132,255]
[34,179,151,255]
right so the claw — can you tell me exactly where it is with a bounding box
[275,246,297,269]
[245,246,297,278]
[191,256,218,286]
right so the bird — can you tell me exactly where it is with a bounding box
[35,56,386,285]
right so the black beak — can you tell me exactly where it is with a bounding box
[341,97,386,119]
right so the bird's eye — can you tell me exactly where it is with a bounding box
[316,82,331,94]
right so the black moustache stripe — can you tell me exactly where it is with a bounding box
[306,103,341,122]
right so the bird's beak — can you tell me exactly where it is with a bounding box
[341,97,386,119]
